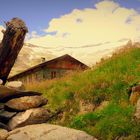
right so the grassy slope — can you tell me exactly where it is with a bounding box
[26,46,140,140]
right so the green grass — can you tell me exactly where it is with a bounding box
[70,103,134,140]
[25,46,140,140]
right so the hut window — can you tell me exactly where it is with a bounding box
[51,71,56,79]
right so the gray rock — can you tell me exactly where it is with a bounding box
[134,98,140,120]
[0,129,8,140]
[0,85,41,102]
[8,108,51,130]
[0,110,17,123]
[5,96,48,111]
[7,124,96,140]
[6,81,25,90]
[0,122,9,131]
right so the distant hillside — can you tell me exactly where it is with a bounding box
[25,43,140,140]
[10,40,134,77]
[10,43,55,76]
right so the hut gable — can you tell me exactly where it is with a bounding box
[8,54,89,83]
[44,54,88,69]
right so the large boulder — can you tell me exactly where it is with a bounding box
[5,96,48,111]
[7,124,96,140]
[134,98,140,120]
[8,108,51,130]
[6,81,25,90]
[0,85,42,102]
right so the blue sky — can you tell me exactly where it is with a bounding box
[0,0,140,34]
[0,0,95,34]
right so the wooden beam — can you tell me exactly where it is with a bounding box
[0,18,28,84]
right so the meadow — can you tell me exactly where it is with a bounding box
[25,46,140,140]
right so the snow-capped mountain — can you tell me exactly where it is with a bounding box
[10,43,55,76]
[10,40,131,76]
[39,40,130,67]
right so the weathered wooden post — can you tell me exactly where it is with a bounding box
[0,18,28,84]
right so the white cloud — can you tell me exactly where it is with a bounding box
[28,1,140,46]
[26,1,140,64]
[25,31,40,41]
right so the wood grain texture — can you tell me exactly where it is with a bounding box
[0,18,28,84]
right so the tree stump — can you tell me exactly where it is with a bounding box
[0,18,28,84]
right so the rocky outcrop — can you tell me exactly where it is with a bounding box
[7,124,96,140]
[8,108,51,130]
[5,96,48,111]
